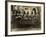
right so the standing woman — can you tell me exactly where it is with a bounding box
[31,8,36,25]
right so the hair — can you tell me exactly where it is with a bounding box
[31,8,36,15]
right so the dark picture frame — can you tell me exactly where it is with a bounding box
[5,1,45,36]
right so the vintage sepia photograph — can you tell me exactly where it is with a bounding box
[11,5,41,31]
[5,1,45,35]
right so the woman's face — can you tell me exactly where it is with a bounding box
[19,6,24,12]
[32,11,35,16]
[15,6,18,10]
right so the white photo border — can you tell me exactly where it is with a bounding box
[5,1,45,36]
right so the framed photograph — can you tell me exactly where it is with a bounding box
[5,1,45,36]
